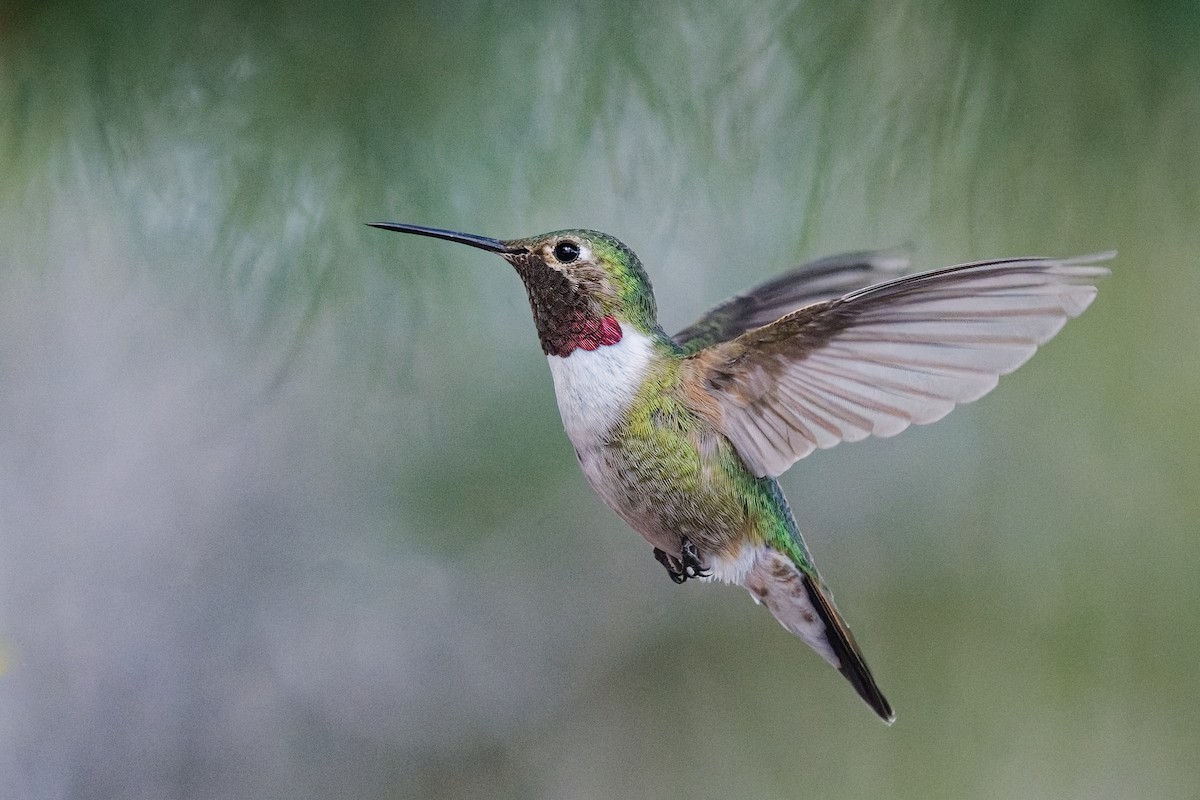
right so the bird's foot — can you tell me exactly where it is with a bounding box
[654,548,688,584]
[680,538,711,579]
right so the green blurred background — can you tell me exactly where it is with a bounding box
[1,1,1197,798]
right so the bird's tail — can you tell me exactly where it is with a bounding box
[744,547,894,723]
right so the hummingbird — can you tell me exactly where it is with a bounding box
[370,221,1110,723]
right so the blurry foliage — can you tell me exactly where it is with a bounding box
[1,1,1198,798]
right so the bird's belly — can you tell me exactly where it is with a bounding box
[545,331,758,563]
[574,447,678,550]
[572,430,752,561]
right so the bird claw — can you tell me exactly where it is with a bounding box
[654,548,688,584]
[681,538,711,579]
[653,539,711,583]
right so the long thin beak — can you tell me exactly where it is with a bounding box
[367,222,523,254]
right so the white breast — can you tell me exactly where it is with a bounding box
[545,325,656,449]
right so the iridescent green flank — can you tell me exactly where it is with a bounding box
[607,340,816,575]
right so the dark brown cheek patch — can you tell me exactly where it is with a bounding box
[510,253,624,357]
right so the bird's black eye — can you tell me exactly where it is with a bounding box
[553,240,580,263]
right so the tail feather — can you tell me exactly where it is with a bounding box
[744,548,895,723]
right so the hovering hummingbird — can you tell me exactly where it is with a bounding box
[371,221,1110,723]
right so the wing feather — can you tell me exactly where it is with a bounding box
[672,249,909,353]
[685,254,1111,477]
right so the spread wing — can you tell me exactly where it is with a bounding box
[683,253,1112,478]
[672,249,909,354]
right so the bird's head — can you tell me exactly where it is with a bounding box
[371,223,658,356]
